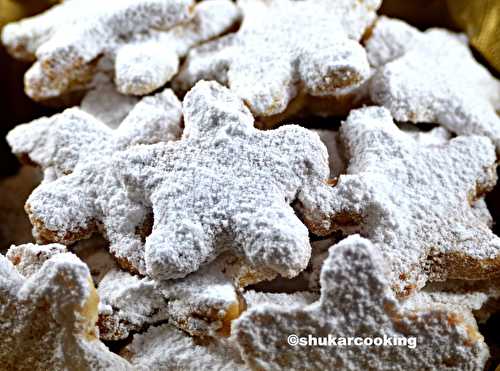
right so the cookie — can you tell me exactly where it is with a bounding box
[112,80,335,280]
[97,268,170,341]
[1,0,240,101]
[0,244,132,369]
[422,279,500,324]
[173,0,380,122]
[366,16,500,152]
[7,88,182,273]
[97,251,277,341]
[5,242,66,277]
[232,235,490,371]
[297,106,500,295]
[122,324,247,371]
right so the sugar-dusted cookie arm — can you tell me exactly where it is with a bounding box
[171,35,234,93]
[230,201,311,278]
[365,16,422,67]
[116,88,182,147]
[1,3,67,60]
[232,235,490,370]
[114,0,240,95]
[7,108,112,177]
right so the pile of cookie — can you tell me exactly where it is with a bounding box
[1,0,500,370]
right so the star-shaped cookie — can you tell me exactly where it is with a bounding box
[232,235,490,371]
[366,16,500,152]
[173,0,380,121]
[112,80,334,281]
[296,106,500,295]
[1,0,240,101]
[7,88,182,273]
[0,244,132,369]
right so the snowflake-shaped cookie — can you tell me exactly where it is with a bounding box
[173,0,380,120]
[366,17,500,151]
[1,0,240,101]
[297,106,500,295]
[0,244,132,369]
[113,80,333,281]
[7,88,182,273]
[232,235,490,371]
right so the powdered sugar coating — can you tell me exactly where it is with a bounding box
[1,0,240,101]
[297,106,500,295]
[124,324,248,371]
[81,83,139,129]
[97,269,170,341]
[0,249,132,370]
[97,248,282,340]
[6,242,67,277]
[422,279,500,324]
[115,0,241,96]
[366,17,500,151]
[7,88,182,273]
[113,81,334,281]
[173,0,380,118]
[402,287,489,316]
[232,235,490,371]
[318,124,493,228]
[243,290,318,309]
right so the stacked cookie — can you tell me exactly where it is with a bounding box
[1,0,500,370]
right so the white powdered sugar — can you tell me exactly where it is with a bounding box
[1,0,240,101]
[114,0,240,96]
[242,290,318,309]
[97,268,170,341]
[112,80,335,281]
[81,83,139,129]
[123,324,248,371]
[6,243,67,277]
[422,279,500,324]
[296,106,500,295]
[366,16,500,151]
[232,235,490,371]
[0,246,132,370]
[173,0,380,117]
[97,251,280,340]
[7,88,182,273]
